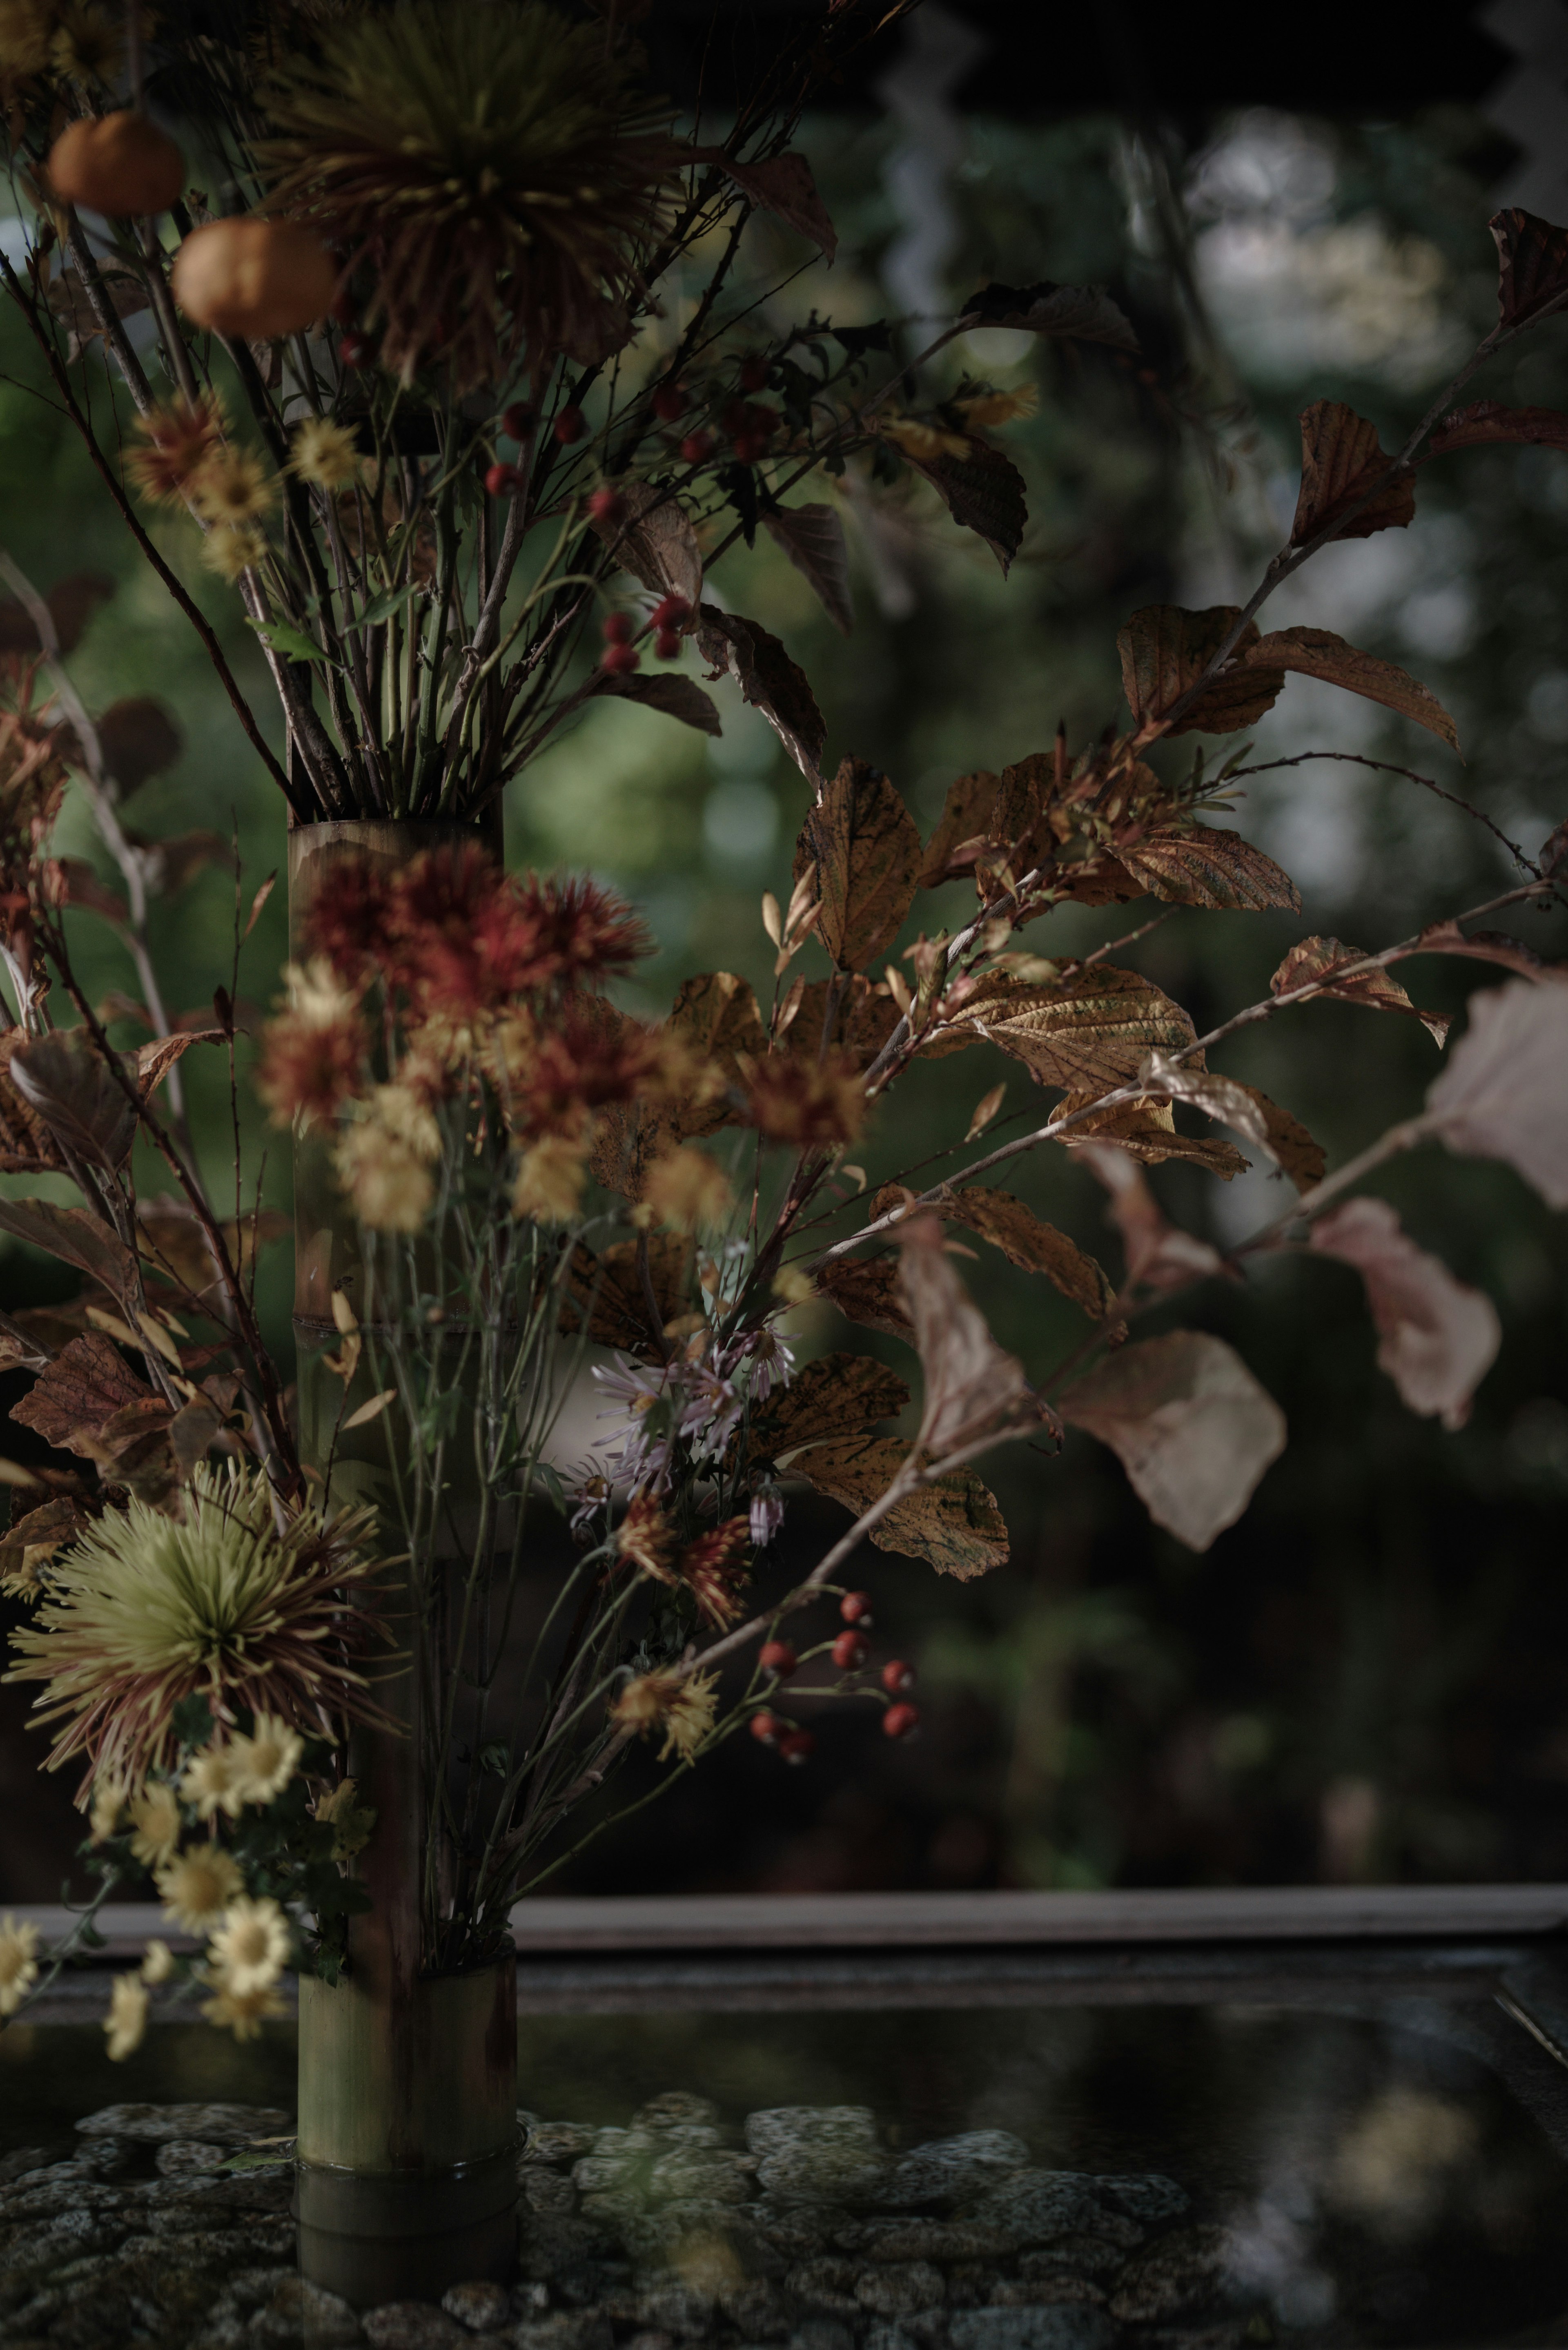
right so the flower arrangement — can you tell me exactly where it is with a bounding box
[0,0,1561,2123]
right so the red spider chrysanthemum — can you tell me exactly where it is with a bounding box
[384,844,554,1016]
[518,874,650,988]
[254,1007,365,1124]
[677,1520,751,1628]
[514,1005,664,1138]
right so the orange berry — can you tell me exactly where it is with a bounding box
[883,1703,919,1740]
[759,1640,797,1679]
[881,1659,916,1695]
[172,219,336,338]
[47,112,184,217]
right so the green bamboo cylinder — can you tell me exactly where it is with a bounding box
[288,817,519,2305]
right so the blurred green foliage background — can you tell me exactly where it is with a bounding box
[3,90,1567,1902]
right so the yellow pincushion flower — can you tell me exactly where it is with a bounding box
[155,1843,244,1933]
[612,1668,719,1764]
[512,1133,586,1223]
[206,1895,290,1998]
[334,1121,434,1232]
[643,1146,732,1236]
[0,1913,40,2017]
[104,1972,148,2061]
[289,417,361,488]
[200,524,269,582]
[194,450,276,525]
[127,1783,182,1871]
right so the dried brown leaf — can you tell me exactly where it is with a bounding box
[814,1253,915,1343]
[717,151,837,259]
[1271,935,1450,1046]
[1427,400,1568,459]
[1491,207,1568,330]
[793,756,921,972]
[1415,922,1566,984]
[1076,1143,1229,1291]
[939,963,1198,1090]
[762,503,854,635]
[901,439,1027,574]
[1292,400,1414,544]
[1117,605,1284,738]
[1245,625,1458,753]
[595,670,723,736]
[8,1034,137,1170]
[562,1235,690,1355]
[1425,978,1568,1208]
[960,277,1138,350]
[747,1351,910,1465]
[1310,1197,1500,1429]
[695,603,825,780]
[895,1213,1035,1452]
[94,698,182,797]
[938,1185,1114,1318]
[592,481,703,609]
[133,1027,227,1096]
[0,1198,135,1301]
[1049,1090,1249,1178]
[783,976,901,1069]
[918,769,1002,889]
[168,1396,223,1479]
[1115,825,1300,913]
[1059,1329,1285,1552]
[793,1431,1010,1580]
[11,1331,154,1456]
[1226,1082,1326,1191]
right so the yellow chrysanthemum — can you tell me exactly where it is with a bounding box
[89,1776,126,1844]
[193,450,276,525]
[289,417,361,488]
[956,383,1039,429]
[140,1937,174,1985]
[180,1741,247,1822]
[127,1783,182,1871]
[154,1843,244,1933]
[643,1146,732,1235]
[49,0,120,85]
[334,1121,434,1232]
[201,1978,289,2042]
[0,1913,40,2017]
[206,1895,290,1998]
[200,524,270,582]
[612,1668,719,1764]
[512,1133,586,1223]
[104,1971,148,2061]
[229,1715,303,1806]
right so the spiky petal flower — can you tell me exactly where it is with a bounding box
[4,1462,395,1797]
[155,1843,244,1933]
[104,1971,148,2061]
[192,450,276,525]
[126,392,227,506]
[0,1913,39,2016]
[230,1715,304,1805]
[677,1521,751,1628]
[289,417,361,488]
[206,1895,290,1998]
[612,1667,718,1762]
[257,0,685,389]
[202,1977,289,2041]
[127,1782,181,1871]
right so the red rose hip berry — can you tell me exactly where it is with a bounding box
[680,428,716,464]
[484,461,520,497]
[759,1640,797,1679]
[749,1710,781,1745]
[501,403,536,441]
[883,1702,920,1741]
[832,1631,868,1671]
[588,486,626,525]
[553,406,587,444]
[777,1728,815,1764]
[881,1659,916,1695]
[599,643,639,675]
[654,629,682,661]
[840,1592,873,1627]
[651,379,689,422]
[650,595,690,629]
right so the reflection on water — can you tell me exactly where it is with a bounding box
[2,1998,1566,2345]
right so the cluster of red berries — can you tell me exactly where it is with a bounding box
[598,593,692,676]
[650,361,781,469]
[748,1591,920,1763]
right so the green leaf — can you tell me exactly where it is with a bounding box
[247,618,342,668]
[355,580,426,629]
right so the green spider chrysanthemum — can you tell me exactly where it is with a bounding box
[3,1462,396,1800]
[257,0,685,390]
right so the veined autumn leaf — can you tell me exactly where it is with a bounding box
[937,1184,1114,1318]
[590,479,702,610]
[793,1432,1010,1580]
[813,1253,915,1342]
[1225,1082,1326,1191]
[1491,207,1568,330]
[561,1236,690,1356]
[761,504,853,636]
[746,1351,910,1465]
[779,976,900,1068]
[931,964,1197,1092]
[918,768,1001,889]
[1117,605,1284,738]
[895,1214,1036,1454]
[595,671,722,736]
[1114,825,1300,913]
[1077,1143,1228,1292]
[793,756,922,973]
[1271,935,1450,1046]
[1242,626,1459,754]
[1292,400,1414,544]
[663,970,765,1139]
[1047,1091,1250,1178]
[1427,400,1568,459]
[898,437,1027,575]
[695,604,824,781]
[1059,1330,1285,1553]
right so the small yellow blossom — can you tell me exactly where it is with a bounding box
[512,1134,587,1223]
[140,1938,174,1985]
[289,417,361,488]
[201,1978,289,2042]
[315,1777,376,1861]
[193,450,276,525]
[229,1716,303,1807]
[127,1783,182,1871]
[180,1741,247,1822]
[364,1081,441,1161]
[104,1971,148,2061]
[89,1777,127,1844]
[334,1123,433,1232]
[200,524,269,582]
[612,1668,719,1764]
[155,1843,244,1933]
[0,1913,40,2018]
[956,383,1039,429]
[772,1265,815,1307]
[206,1896,290,1998]
[644,1146,732,1235]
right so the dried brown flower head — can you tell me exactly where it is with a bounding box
[125,393,227,508]
[744,1048,866,1148]
[256,0,685,389]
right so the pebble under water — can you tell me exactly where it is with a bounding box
[2,2000,1567,2348]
